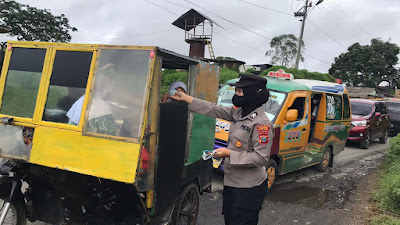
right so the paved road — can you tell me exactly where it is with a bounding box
[28,139,389,225]
[198,139,389,225]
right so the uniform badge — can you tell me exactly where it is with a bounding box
[257,125,270,145]
[251,112,257,119]
[236,141,242,148]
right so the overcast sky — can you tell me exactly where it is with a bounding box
[3,0,400,73]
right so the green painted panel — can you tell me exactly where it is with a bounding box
[187,114,216,164]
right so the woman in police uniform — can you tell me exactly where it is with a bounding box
[172,74,273,225]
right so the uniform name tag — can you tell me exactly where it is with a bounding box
[240,125,251,133]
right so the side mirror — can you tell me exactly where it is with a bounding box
[375,112,381,117]
[286,109,298,122]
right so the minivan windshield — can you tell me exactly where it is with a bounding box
[217,84,286,122]
[351,102,373,116]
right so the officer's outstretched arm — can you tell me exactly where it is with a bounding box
[171,90,235,121]
[188,98,235,121]
[229,122,273,167]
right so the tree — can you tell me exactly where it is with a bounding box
[0,0,77,42]
[266,34,304,67]
[261,65,335,82]
[329,39,400,88]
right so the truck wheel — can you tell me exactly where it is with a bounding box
[379,130,388,144]
[360,133,371,149]
[0,189,26,225]
[170,183,200,225]
[266,160,278,192]
[314,147,332,172]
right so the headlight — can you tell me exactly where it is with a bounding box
[351,120,367,126]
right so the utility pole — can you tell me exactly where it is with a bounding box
[294,0,310,69]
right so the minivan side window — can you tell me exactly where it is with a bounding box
[326,94,342,120]
[343,94,350,119]
[288,97,305,120]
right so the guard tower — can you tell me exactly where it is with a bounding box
[172,9,220,59]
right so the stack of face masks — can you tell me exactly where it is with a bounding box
[202,150,223,168]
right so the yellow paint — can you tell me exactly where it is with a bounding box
[30,126,141,183]
[146,190,154,208]
[215,119,230,142]
[8,41,156,51]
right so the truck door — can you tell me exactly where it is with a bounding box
[279,91,310,174]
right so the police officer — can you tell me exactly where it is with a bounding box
[171,74,273,225]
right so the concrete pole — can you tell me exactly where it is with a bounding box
[294,0,309,69]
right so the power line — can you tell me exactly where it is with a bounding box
[184,0,272,40]
[324,0,373,41]
[317,3,370,43]
[104,28,176,41]
[162,0,188,9]
[144,0,335,67]
[329,0,374,38]
[306,18,347,49]
[144,0,179,16]
[238,0,293,16]
[322,2,368,41]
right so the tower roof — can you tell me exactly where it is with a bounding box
[172,8,221,31]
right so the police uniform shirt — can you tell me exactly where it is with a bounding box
[189,98,273,188]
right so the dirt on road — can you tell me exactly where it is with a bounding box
[198,141,388,225]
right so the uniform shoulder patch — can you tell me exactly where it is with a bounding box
[257,125,270,145]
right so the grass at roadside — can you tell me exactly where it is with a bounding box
[373,135,400,224]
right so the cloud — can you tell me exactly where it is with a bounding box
[2,0,399,73]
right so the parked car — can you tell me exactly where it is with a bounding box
[348,99,390,149]
[383,99,400,136]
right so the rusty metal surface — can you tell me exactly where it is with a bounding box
[191,61,220,102]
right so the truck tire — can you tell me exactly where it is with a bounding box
[0,187,26,225]
[170,183,200,225]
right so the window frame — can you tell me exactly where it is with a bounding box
[342,94,351,120]
[35,48,97,131]
[326,94,343,121]
[0,46,51,125]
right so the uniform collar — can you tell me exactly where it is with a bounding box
[237,105,264,121]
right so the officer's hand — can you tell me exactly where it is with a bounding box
[214,148,231,158]
[170,90,193,103]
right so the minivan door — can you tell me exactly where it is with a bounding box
[279,91,310,174]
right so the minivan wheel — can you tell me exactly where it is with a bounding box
[379,130,388,144]
[266,160,278,192]
[314,147,332,172]
[360,133,370,149]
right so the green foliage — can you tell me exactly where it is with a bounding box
[371,215,400,225]
[374,135,400,218]
[0,0,77,42]
[245,68,256,73]
[161,68,240,94]
[261,66,335,82]
[216,56,237,60]
[266,34,304,67]
[329,39,400,88]
[219,67,239,84]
